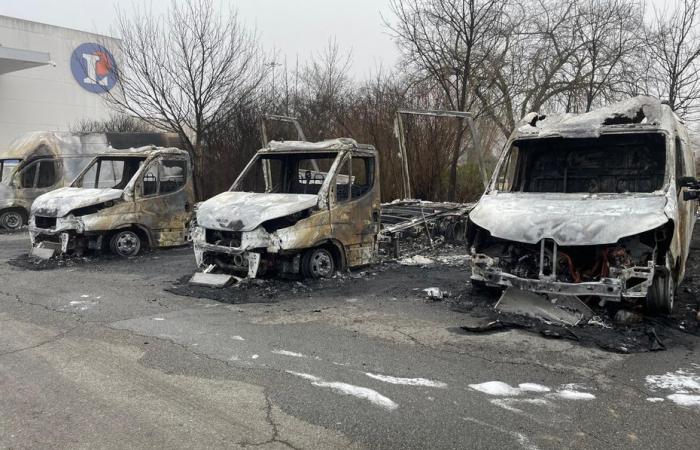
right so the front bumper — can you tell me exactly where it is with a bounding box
[29,215,102,256]
[471,254,656,300]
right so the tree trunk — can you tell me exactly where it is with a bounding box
[447,125,466,202]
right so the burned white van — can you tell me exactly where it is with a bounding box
[0,133,105,230]
[467,96,697,313]
[0,132,183,230]
[192,139,380,280]
[29,146,194,258]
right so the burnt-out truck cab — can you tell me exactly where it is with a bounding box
[0,133,111,230]
[192,138,380,280]
[467,96,697,313]
[29,146,194,258]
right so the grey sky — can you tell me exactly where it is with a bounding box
[0,0,682,79]
[0,0,398,79]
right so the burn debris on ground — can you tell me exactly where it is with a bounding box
[448,282,699,353]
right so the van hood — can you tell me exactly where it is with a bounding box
[469,192,671,246]
[197,191,318,231]
[31,187,124,217]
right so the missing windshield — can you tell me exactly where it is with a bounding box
[0,159,21,183]
[496,133,666,194]
[75,157,146,190]
[234,153,339,194]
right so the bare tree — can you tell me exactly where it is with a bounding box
[387,0,510,201]
[646,0,700,116]
[104,0,266,198]
[571,0,645,112]
[70,114,155,134]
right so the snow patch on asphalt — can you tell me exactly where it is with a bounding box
[68,300,98,311]
[645,368,700,408]
[365,372,447,388]
[398,255,434,266]
[272,349,306,358]
[287,371,398,411]
[468,381,550,396]
[666,394,700,407]
[230,335,245,341]
[646,397,664,403]
[490,398,552,413]
[548,390,595,400]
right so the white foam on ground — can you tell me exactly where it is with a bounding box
[272,349,306,358]
[517,383,551,393]
[646,397,665,403]
[287,371,398,410]
[398,255,435,266]
[365,372,447,388]
[469,381,551,396]
[490,398,551,413]
[666,394,700,407]
[230,335,245,341]
[550,390,596,400]
[645,370,700,393]
[152,318,165,321]
[469,381,522,396]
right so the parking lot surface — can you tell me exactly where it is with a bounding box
[1,231,699,449]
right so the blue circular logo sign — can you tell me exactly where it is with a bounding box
[70,43,117,94]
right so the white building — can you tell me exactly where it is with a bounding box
[0,15,120,147]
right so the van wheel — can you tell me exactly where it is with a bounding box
[301,247,335,279]
[647,266,675,315]
[0,209,25,230]
[110,230,142,257]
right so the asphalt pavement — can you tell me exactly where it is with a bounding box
[0,231,698,449]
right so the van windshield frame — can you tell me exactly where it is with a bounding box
[0,159,21,185]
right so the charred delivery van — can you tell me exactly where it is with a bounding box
[192,139,380,280]
[0,132,105,230]
[29,146,194,258]
[467,96,697,313]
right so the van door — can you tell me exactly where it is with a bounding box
[675,135,696,280]
[134,156,191,247]
[14,158,59,206]
[329,153,380,267]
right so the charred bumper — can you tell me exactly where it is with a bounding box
[471,253,655,300]
[28,215,103,256]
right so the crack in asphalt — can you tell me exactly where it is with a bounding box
[0,324,81,358]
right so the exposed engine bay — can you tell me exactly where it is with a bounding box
[469,223,672,300]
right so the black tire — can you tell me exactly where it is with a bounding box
[109,230,142,257]
[0,209,25,230]
[301,247,335,279]
[647,267,675,315]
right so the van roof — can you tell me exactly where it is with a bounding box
[0,131,183,160]
[262,138,376,154]
[512,96,681,140]
[100,146,189,158]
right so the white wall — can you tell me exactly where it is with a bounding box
[0,16,120,147]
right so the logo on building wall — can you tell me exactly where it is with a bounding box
[70,43,117,94]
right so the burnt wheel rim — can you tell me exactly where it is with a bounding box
[1,212,22,230]
[309,249,334,278]
[114,231,140,256]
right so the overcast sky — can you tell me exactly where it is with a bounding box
[0,0,681,79]
[0,0,398,79]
